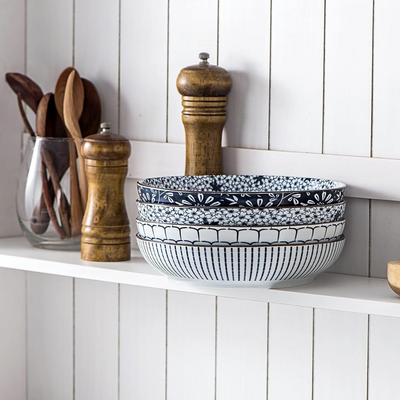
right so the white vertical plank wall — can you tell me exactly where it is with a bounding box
[27,273,73,400]
[268,303,313,400]
[269,0,324,153]
[0,269,26,400]
[120,0,168,142]
[314,309,368,400]
[75,279,118,400]
[323,0,373,157]
[120,285,166,400]
[167,0,218,144]
[219,0,271,149]
[216,297,267,400]
[369,315,400,400]
[167,291,216,400]
[373,1,400,159]
[74,0,119,129]
[26,0,73,93]
[0,0,25,238]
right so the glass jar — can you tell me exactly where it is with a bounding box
[16,136,84,250]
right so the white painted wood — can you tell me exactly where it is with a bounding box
[27,273,73,400]
[0,268,26,400]
[373,1,400,159]
[324,0,373,157]
[268,303,312,400]
[270,0,324,153]
[75,279,118,400]
[370,200,400,278]
[314,309,368,400]
[74,0,119,129]
[26,0,73,93]
[167,291,215,400]
[219,0,271,149]
[0,0,25,238]
[120,285,166,400]
[328,198,369,276]
[369,314,400,400]
[125,178,139,249]
[120,0,168,141]
[2,238,400,318]
[128,141,400,202]
[167,0,218,144]
[216,297,267,400]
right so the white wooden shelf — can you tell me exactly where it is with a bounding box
[0,237,399,317]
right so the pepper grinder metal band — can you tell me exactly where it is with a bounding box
[80,122,131,262]
[176,53,232,175]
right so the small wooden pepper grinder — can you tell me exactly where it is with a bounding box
[80,122,131,262]
[177,52,232,175]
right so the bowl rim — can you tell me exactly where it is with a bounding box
[136,233,346,248]
[135,217,346,230]
[137,174,347,194]
[136,199,347,211]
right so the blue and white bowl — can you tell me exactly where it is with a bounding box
[136,234,346,288]
[136,200,346,227]
[137,174,346,208]
[136,218,346,246]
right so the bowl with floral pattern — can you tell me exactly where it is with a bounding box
[136,218,346,246]
[137,174,346,208]
[136,200,346,227]
[136,234,346,288]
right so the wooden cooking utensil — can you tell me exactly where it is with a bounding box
[63,70,88,211]
[5,73,44,137]
[34,93,71,238]
[80,78,102,137]
[54,67,74,121]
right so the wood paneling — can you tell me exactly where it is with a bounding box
[314,309,368,400]
[120,285,166,400]
[270,0,324,153]
[0,269,25,400]
[216,297,267,400]
[74,0,119,129]
[167,291,216,400]
[369,314,400,400]
[219,0,271,149]
[75,279,118,400]
[167,0,218,144]
[324,0,373,156]
[268,303,313,400]
[373,1,400,159]
[27,273,73,400]
[370,200,400,278]
[120,0,168,141]
[26,0,73,92]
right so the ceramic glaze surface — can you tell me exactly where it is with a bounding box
[136,201,346,227]
[137,175,346,207]
[136,219,346,245]
[136,235,346,288]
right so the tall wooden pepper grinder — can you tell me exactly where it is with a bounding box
[80,122,131,262]
[177,52,232,175]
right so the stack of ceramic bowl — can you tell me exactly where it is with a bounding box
[136,175,346,288]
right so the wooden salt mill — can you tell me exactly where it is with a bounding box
[177,52,232,175]
[80,122,131,262]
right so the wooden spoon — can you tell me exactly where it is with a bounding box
[34,93,71,238]
[63,70,87,237]
[80,78,102,137]
[54,67,74,121]
[5,73,43,137]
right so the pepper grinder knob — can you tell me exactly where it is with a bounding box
[80,122,131,262]
[176,53,232,176]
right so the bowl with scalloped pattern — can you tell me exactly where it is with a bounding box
[136,234,346,288]
[137,174,346,208]
[136,218,346,246]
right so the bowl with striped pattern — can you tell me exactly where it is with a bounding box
[136,234,346,288]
